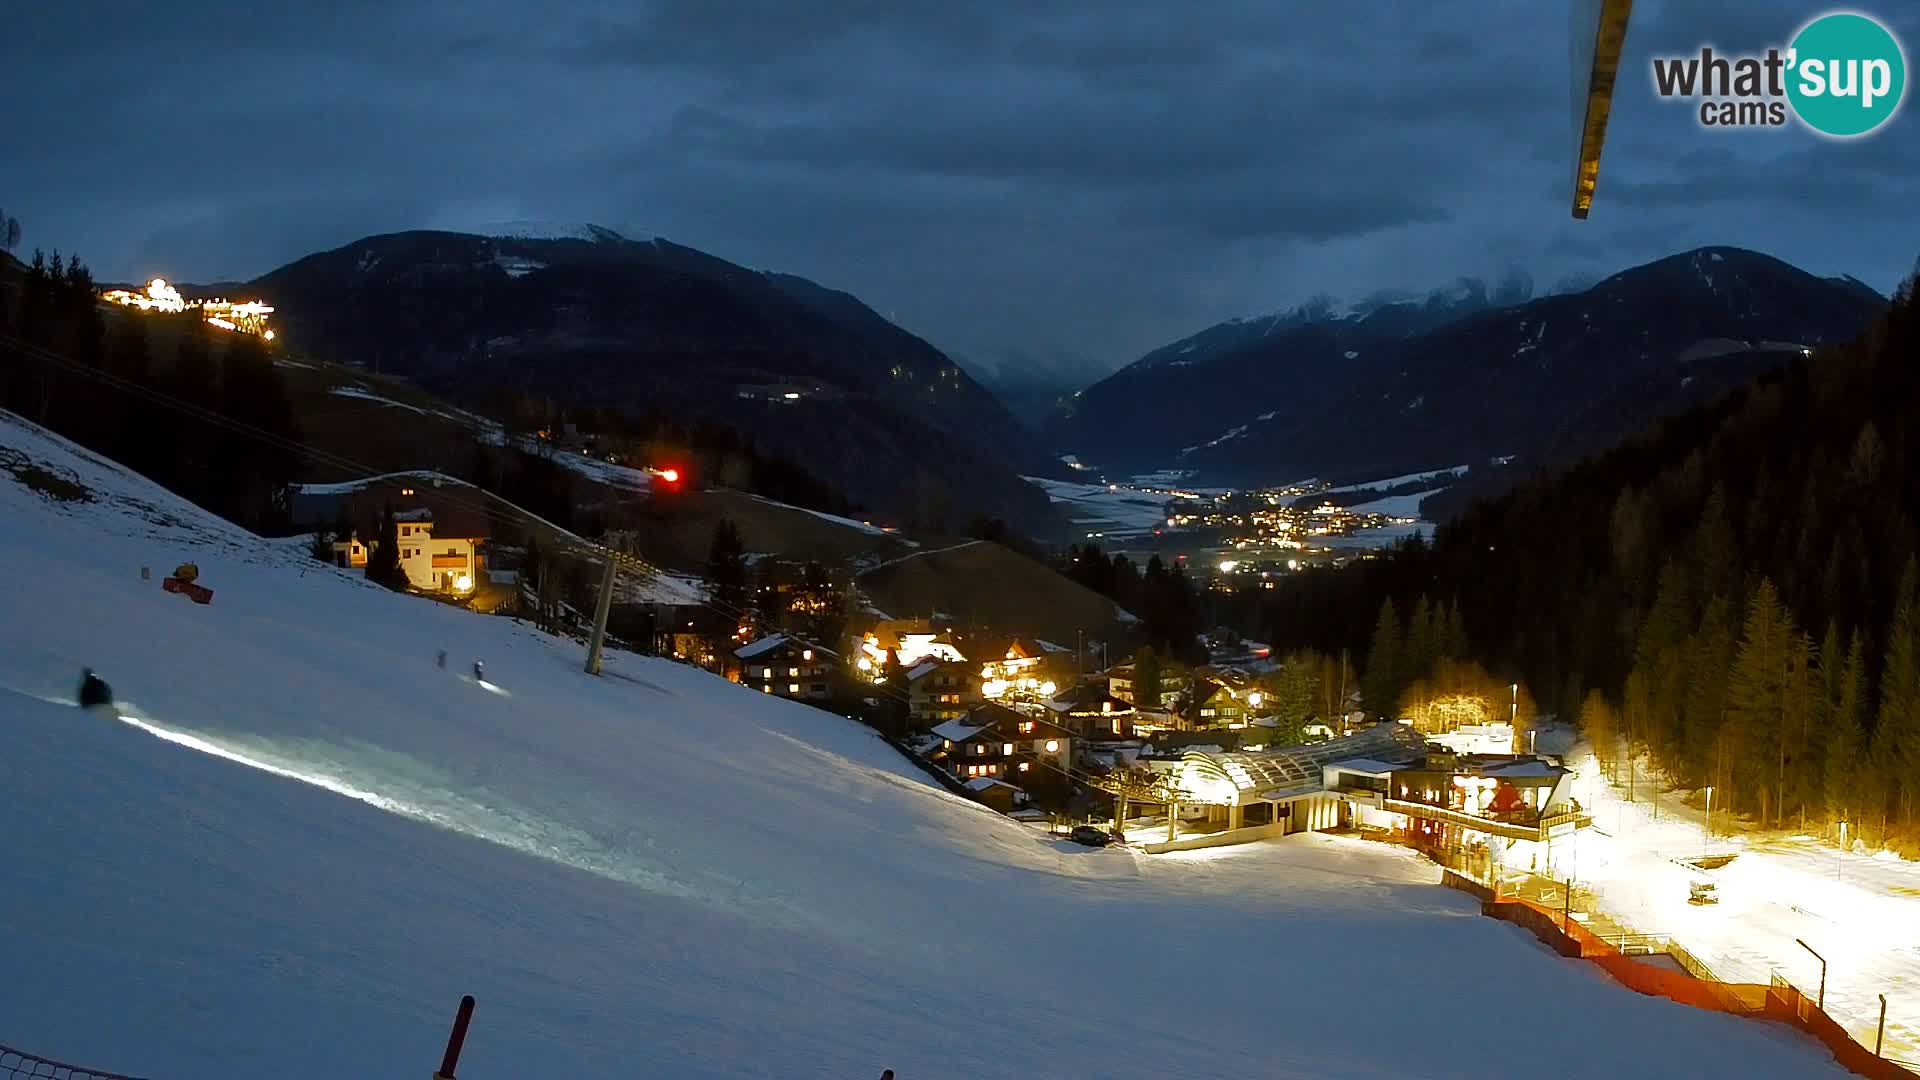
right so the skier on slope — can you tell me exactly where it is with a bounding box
[472,659,485,682]
[77,668,114,709]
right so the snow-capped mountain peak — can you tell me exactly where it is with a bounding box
[473,221,630,243]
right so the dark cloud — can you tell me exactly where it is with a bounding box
[4,0,1911,373]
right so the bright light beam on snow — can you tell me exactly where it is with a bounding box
[116,709,431,819]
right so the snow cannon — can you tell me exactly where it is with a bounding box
[161,562,214,604]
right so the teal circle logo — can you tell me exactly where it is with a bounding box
[1787,12,1907,137]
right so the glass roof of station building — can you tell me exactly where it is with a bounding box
[1175,723,1432,806]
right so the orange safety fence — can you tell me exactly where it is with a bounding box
[1767,979,1918,1080]
[1444,871,1919,1080]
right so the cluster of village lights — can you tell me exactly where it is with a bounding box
[101,279,277,341]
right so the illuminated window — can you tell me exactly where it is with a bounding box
[1002,743,1013,756]
[802,649,813,661]
[1112,718,1122,734]
[1044,740,1059,753]
[788,683,799,694]
[401,488,415,496]
[761,684,771,693]
[972,744,985,755]
[943,739,951,749]
[1019,721,1034,734]
[761,667,773,679]
[788,667,799,677]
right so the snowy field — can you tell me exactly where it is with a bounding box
[0,413,1851,1078]
[1556,739,1920,1066]
[1022,477,1172,539]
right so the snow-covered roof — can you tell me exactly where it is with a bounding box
[904,660,943,683]
[735,634,790,660]
[393,508,433,522]
[965,776,1022,793]
[931,718,990,743]
[1047,684,1135,715]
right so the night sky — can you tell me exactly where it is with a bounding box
[8,1,1917,378]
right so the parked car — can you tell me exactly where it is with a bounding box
[1069,825,1114,847]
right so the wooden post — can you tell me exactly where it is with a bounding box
[585,553,616,675]
[1877,994,1888,1057]
[433,994,475,1080]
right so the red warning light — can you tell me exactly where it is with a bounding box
[658,468,680,484]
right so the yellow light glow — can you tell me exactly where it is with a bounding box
[856,656,872,671]
[264,330,276,341]
[1039,681,1057,696]
[454,574,473,592]
[1247,692,1262,708]
[802,649,813,661]
[982,679,1007,698]
[1044,740,1059,753]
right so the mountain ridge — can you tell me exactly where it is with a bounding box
[1053,246,1885,485]
[247,228,1060,533]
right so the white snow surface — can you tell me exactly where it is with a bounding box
[1558,736,1920,1064]
[326,385,429,415]
[1322,465,1469,496]
[1023,477,1172,539]
[734,492,905,540]
[0,412,1850,1079]
[1346,491,1436,519]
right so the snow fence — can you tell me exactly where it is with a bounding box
[1443,874,1918,1079]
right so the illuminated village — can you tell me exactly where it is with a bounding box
[101,277,277,341]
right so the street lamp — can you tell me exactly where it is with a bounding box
[1796,938,1827,1010]
[1704,786,1714,855]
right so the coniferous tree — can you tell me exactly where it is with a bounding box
[1726,579,1792,825]
[1405,595,1436,685]
[1825,628,1868,833]
[99,315,157,464]
[1580,689,1619,775]
[1440,601,1469,661]
[166,310,219,505]
[1133,647,1163,711]
[1268,652,1319,746]
[1363,598,1402,719]
[366,503,408,591]
[1878,561,1920,827]
[217,332,302,531]
[705,518,748,619]
[1684,595,1736,792]
[753,559,784,633]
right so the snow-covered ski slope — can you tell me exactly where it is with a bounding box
[0,412,1847,1078]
